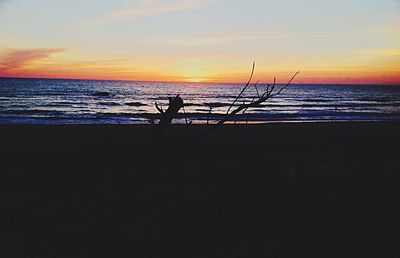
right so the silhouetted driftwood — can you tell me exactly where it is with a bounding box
[155,95,184,136]
[201,64,299,137]
[218,71,299,126]
[150,63,299,139]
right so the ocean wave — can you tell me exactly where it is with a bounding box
[358,97,397,103]
[98,102,122,106]
[41,102,77,107]
[0,94,17,98]
[126,102,147,107]
[2,110,64,115]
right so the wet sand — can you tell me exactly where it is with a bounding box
[1,122,400,257]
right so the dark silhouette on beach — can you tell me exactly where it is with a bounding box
[155,95,184,136]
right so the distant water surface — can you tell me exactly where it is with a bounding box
[1,78,400,124]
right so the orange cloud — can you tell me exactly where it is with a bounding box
[0,48,398,85]
[0,55,183,81]
[0,48,67,74]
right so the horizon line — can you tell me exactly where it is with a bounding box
[1,76,400,86]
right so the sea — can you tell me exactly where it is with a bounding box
[1,77,400,124]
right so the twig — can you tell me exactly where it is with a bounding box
[226,61,256,114]
[273,71,300,96]
[234,100,248,125]
[155,102,164,114]
[254,80,260,99]
[271,77,276,94]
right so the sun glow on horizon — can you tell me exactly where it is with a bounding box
[187,77,206,83]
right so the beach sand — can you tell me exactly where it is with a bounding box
[1,122,400,257]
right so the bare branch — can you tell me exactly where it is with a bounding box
[254,80,260,99]
[241,97,256,117]
[226,61,256,114]
[155,102,164,114]
[270,77,276,95]
[273,71,300,96]
[213,71,299,127]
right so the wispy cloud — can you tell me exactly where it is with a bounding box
[87,0,218,27]
[130,33,353,48]
[0,48,67,72]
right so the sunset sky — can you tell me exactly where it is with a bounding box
[0,0,399,84]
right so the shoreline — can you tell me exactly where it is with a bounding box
[1,120,399,153]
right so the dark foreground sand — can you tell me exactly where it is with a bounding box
[1,122,400,258]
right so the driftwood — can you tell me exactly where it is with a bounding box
[202,64,299,136]
[155,95,184,136]
[152,63,299,138]
[217,71,300,126]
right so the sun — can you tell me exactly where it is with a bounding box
[188,77,205,83]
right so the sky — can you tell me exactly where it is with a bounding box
[0,0,399,84]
